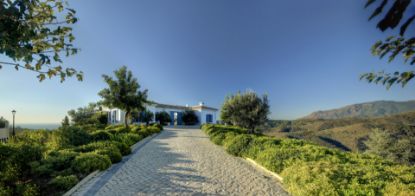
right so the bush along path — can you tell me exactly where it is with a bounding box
[68,127,288,196]
[0,124,162,196]
[202,124,415,196]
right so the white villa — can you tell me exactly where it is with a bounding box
[107,102,218,126]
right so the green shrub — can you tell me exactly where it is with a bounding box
[210,132,226,145]
[281,161,338,196]
[112,133,143,146]
[95,147,122,163]
[224,134,253,156]
[111,141,131,156]
[155,111,171,126]
[105,124,125,130]
[49,175,79,191]
[151,123,163,131]
[57,126,91,147]
[130,124,144,133]
[91,130,112,141]
[72,153,111,174]
[383,180,415,196]
[32,149,79,177]
[112,126,130,133]
[20,183,40,196]
[0,183,13,196]
[203,125,415,196]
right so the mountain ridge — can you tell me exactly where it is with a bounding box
[301,100,415,119]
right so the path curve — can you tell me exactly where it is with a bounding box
[71,127,288,196]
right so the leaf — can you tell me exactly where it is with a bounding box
[400,14,415,35]
[37,74,46,82]
[365,0,377,8]
[377,0,411,31]
[369,0,388,21]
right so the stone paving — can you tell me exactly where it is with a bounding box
[70,127,288,196]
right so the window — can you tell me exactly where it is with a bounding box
[206,114,213,123]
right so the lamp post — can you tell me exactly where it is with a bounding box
[11,110,16,137]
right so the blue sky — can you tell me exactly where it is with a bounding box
[0,0,414,123]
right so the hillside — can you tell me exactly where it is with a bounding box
[265,111,415,152]
[302,100,415,119]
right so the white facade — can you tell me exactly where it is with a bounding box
[107,102,218,126]
[0,128,9,142]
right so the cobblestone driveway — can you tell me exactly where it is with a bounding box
[71,127,288,196]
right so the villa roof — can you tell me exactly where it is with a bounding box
[154,103,188,110]
[191,105,218,111]
[152,102,218,111]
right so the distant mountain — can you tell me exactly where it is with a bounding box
[302,100,415,119]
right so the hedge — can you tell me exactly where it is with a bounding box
[0,124,163,195]
[202,124,415,196]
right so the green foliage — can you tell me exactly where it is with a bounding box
[72,153,111,174]
[67,103,107,129]
[0,0,82,82]
[57,126,91,147]
[363,0,415,88]
[110,141,131,156]
[0,117,8,128]
[221,90,269,133]
[61,116,70,127]
[203,124,415,196]
[112,133,143,146]
[181,110,199,125]
[365,128,415,164]
[32,149,79,177]
[99,66,149,128]
[0,123,162,195]
[75,141,123,163]
[48,175,78,191]
[151,123,163,131]
[140,110,154,125]
[91,130,112,141]
[224,134,253,156]
[156,111,171,125]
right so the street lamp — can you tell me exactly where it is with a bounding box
[11,110,16,137]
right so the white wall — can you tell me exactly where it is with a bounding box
[0,128,9,142]
[107,105,218,125]
[200,109,217,124]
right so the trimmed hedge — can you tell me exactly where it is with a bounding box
[48,175,79,191]
[72,153,112,173]
[0,124,163,196]
[202,124,415,196]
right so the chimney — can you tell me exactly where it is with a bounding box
[199,102,204,106]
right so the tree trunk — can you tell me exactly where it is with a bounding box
[124,110,130,128]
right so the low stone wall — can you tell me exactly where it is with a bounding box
[0,128,9,142]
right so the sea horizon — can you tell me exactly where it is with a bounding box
[16,123,60,130]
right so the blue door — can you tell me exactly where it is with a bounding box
[170,111,175,125]
[177,112,183,125]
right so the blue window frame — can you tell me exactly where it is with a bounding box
[206,114,213,123]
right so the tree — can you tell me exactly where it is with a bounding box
[0,117,8,128]
[61,116,70,127]
[0,0,83,82]
[140,110,154,125]
[156,111,171,125]
[181,110,199,125]
[362,0,415,88]
[67,103,100,125]
[98,66,148,128]
[221,90,270,133]
[364,128,415,164]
